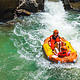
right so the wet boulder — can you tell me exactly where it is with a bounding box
[0,0,45,22]
[69,0,80,10]
[36,0,44,11]
[69,0,80,3]
[61,0,72,10]
[61,0,80,11]
[15,0,45,17]
[48,0,60,2]
[0,0,19,22]
[17,0,45,12]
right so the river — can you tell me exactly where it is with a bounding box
[0,0,80,80]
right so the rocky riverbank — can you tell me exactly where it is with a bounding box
[0,0,80,22]
[0,0,44,22]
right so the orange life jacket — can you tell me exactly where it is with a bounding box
[50,35,60,50]
[58,51,70,57]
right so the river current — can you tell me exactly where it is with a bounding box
[0,0,80,80]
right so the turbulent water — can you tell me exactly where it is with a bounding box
[1,0,80,80]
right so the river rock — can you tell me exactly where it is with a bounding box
[36,0,44,11]
[61,0,72,10]
[0,0,45,22]
[48,0,59,2]
[0,0,19,22]
[69,1,80,10]
[19,0,38,12]
[61,0,80,10]
[17,0,44,12]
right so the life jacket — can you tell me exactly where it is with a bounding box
[50,35,61,50]
[58,51,70,57]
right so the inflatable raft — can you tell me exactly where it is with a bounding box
[42,37,77,63]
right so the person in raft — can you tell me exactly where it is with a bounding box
[49,29,61,51]
[57,46,70,57]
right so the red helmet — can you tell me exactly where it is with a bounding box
[61,46,67,51]
[53,30,59,34]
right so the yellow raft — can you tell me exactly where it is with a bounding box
[42,37,78,63]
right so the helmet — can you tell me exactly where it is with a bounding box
[53,30,59,34]
[61,46,67,51]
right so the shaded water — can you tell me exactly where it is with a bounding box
[0,0,80,80]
